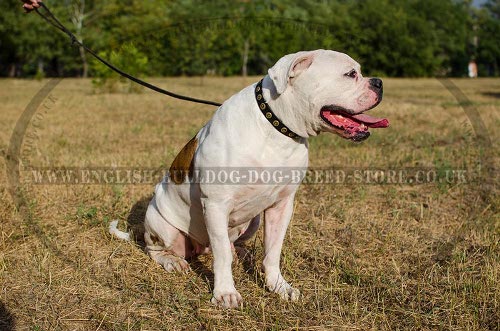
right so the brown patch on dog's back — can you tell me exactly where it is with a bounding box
[169,135,198,184]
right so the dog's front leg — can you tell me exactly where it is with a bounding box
[262,195,300,301]
[202,199,242,308]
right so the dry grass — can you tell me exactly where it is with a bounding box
[0,77,498,330]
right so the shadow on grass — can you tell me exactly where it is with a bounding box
[188,242,263,293]
[482,91,500,99]
[0,301,15,331]
[190,257,215,290]
[125,195,151,248]
[236,241,265,288]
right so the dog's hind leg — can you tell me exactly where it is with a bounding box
[144,200,192,273]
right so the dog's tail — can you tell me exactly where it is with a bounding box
[109,220,131,241]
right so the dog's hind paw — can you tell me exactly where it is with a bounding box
[162,257,190,273]
[148,250,190,273]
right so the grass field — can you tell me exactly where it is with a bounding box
[0,77,498,330]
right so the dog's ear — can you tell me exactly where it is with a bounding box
[268,51,316,95]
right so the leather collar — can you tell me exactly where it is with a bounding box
[255,79,302,140]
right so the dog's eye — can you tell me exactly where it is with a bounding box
[345,69,357,79]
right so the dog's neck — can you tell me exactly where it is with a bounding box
[255,79,301,140]
[262,76,320,138]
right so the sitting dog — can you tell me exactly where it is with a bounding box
[112,49,388,308]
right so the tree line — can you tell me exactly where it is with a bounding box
[0,0,498,78]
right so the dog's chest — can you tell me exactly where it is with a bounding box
[227,182,297,226]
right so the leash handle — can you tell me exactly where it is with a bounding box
[35,3,222,107]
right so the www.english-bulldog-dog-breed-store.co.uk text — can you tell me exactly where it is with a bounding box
[110,49,389,308]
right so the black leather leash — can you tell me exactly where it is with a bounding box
[35,2,222,107]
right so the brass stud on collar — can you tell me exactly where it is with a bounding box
[255,78,301,140]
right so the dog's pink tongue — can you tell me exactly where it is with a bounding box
[352,114,389,128]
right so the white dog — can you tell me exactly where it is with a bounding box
[111,49,388,308]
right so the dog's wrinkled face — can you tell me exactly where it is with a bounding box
[268,50,389,141]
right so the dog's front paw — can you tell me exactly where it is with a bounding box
[266,275,300,301]
[211,289,242,309]
[275,284,300,301]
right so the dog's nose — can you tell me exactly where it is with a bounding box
[369,78,383,90]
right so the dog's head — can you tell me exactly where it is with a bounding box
[268,49,389,141]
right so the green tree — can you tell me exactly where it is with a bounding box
[475,0,500,76]
[90,43,149,93]
[0,0,494,78]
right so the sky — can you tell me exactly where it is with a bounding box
[473,0,487,7]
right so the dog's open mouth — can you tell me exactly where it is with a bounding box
[320,106,389,141]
